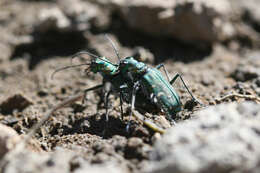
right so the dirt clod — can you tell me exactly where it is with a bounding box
[0,94,33,115]
[0,124,20,158]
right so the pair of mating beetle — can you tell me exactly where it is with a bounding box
[26,35,200,139]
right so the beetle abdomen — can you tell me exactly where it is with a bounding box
[141,68,182,116]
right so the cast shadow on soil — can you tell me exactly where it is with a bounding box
[11,29,88,70]
[49,113,130,139]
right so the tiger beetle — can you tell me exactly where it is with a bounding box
[25,36,154,139]
[25,35,202,141]
[119,57,202,130]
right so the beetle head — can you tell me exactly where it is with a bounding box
[90,56,117,75]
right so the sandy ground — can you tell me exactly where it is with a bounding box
[0,0,260,173]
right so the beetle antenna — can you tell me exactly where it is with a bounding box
[51,63,91,79]
[71,50,118,66]
[72,51,100,59]
[105,34,121,63]
[71,51,99,64]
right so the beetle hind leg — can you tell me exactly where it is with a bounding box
[156,63,171,82]
[170,73,204,106]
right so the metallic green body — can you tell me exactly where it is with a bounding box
[142,68,181,115]
[90,57,146,105]
[90,57,130,97]
[120,57,182,117]
[88,56,182,118]
[90,56,156,109]
[91,57,118,75]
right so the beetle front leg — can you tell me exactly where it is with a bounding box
[82,84,104,104]
[119,92,124,120]
[104,91,111,122]
[103,82,112,122]
[126,82,140,132]
[102,82,113,136]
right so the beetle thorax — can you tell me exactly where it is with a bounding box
[120,57,147,74]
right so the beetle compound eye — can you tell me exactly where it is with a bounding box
[121,60,128,64]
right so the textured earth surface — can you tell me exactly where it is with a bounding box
[0,0,260,173]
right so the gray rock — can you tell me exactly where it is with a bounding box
[146,102,260,173]
[74,162,124,173]
[34,0,109,32]
[132,47,155,64]
[2,147,126,173]
[3,148,73,173]
[57,0,110,31]
[108,0,233,44]
[0,123,20,159]
[36,6,71,32]
[236,0,260,27]
[231,59,260,82]
[231,65,259,82]
[0,93,33,115]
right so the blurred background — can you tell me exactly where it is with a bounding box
[1,0,260,66]
[0,0,260,173]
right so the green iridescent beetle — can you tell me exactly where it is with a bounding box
[23,35,201,142]
[119,57,201,130]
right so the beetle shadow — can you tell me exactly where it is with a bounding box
[50,113,129,139]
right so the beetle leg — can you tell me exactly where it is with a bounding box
[170,74,194,99]
[156,64,171,82]
[119,92,124,120]
[170,74,204,106]
[102,90,111,136]
[104,90,111,122]
[126,82,140,132]
[103,82,112,121]
[102,82,112,136]
[157,65,204,106]
[82,84,104,104]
